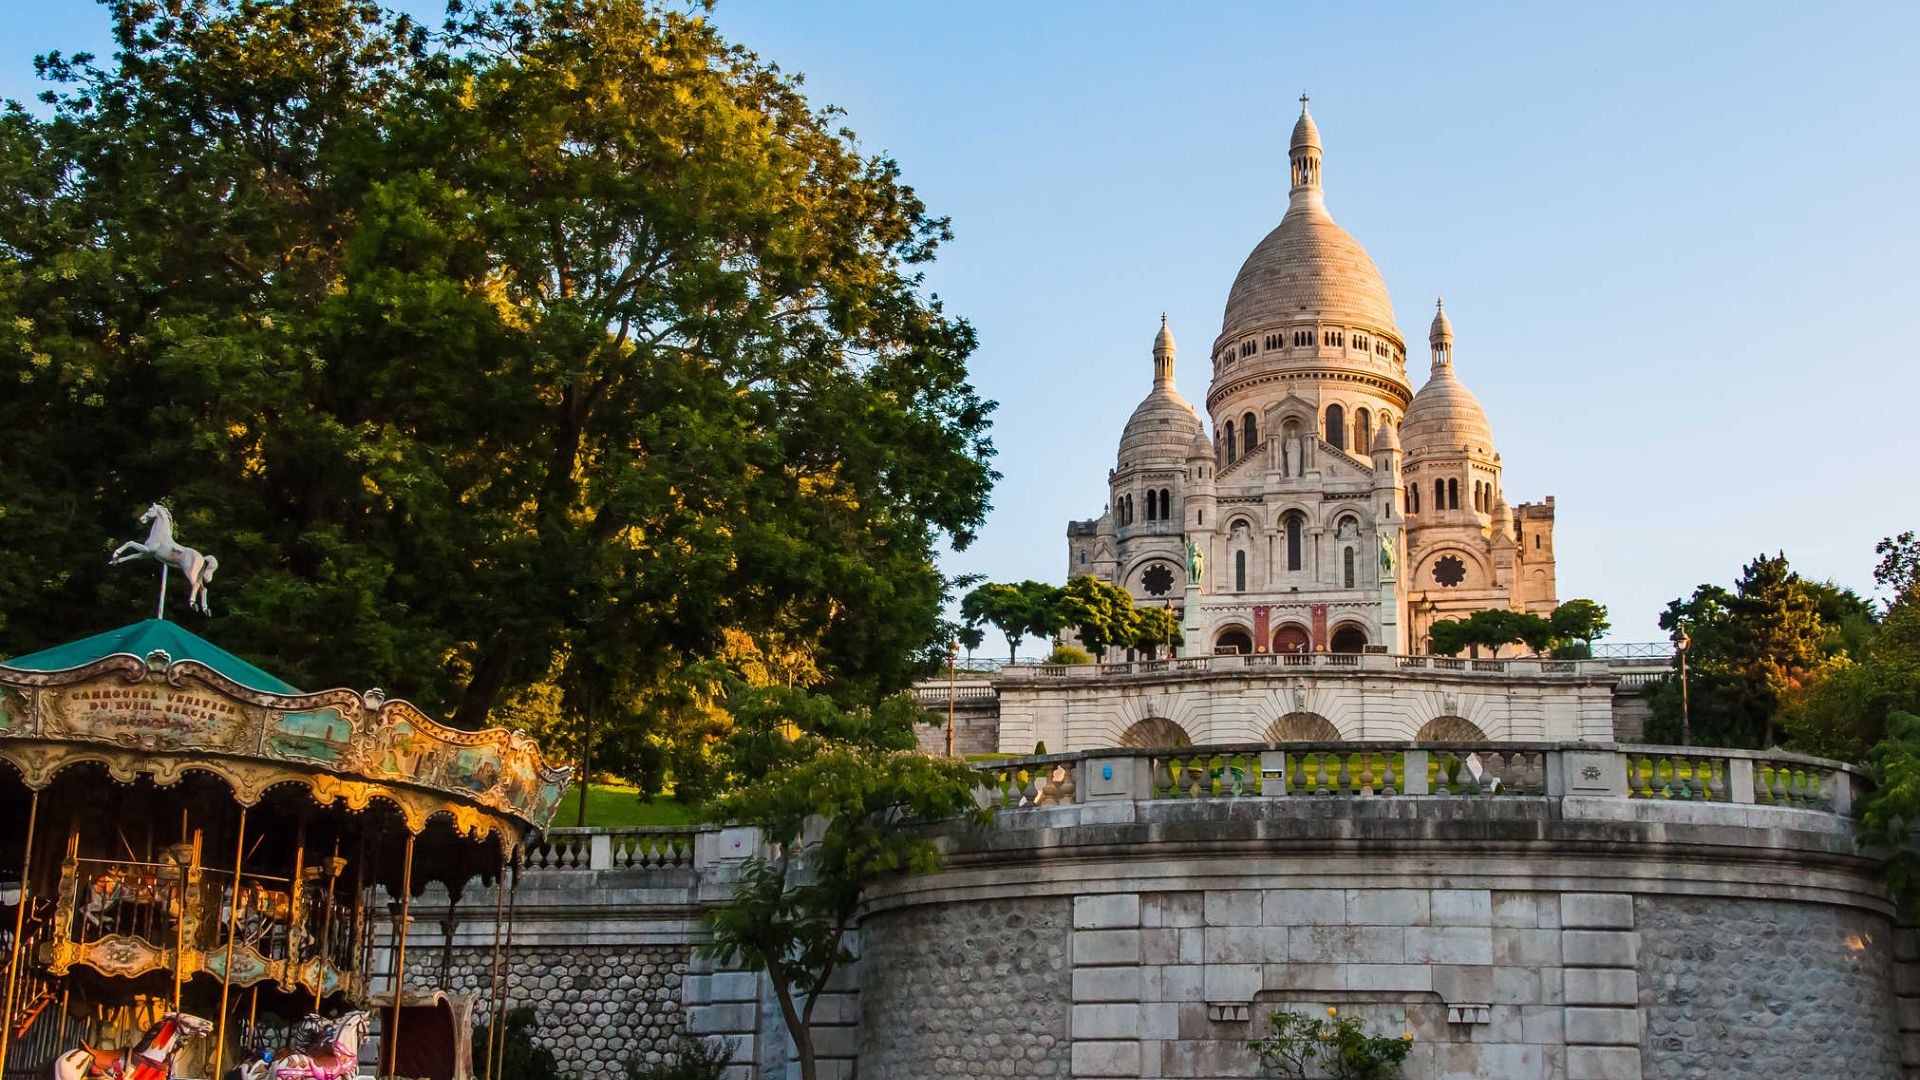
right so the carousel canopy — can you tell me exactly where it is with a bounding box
[4,618,299,694]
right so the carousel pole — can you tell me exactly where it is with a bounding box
[287,814,308,992]
[172,826,198,1010]
[482,852,507,1080]
[493,851,522,1080]
[384,831,417,1079]
[213,807,249,1080]
[0,789,42,1076]
[313,833,342,1011]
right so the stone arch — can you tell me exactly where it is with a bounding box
[1272,623,1310,654]
[1329,622,1368,653]
[1214,625,1254,655]
[1119,717,1193,749]
[1414,716,1488,741]
[1264,712,1339,741]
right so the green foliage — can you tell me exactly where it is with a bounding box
[699,745,985,1080]
[1033,740,1048,755]
[960,579,1061,663]
[623,1035,735,1080]
[1858,710,1920,917]
[1046,644,1092,665]
[472,1007,566,1080]
[1549,599,1610,649]
[1247,1007,1413,1080]
[1783,539,1920,761]
[0,0,995,792]
[1654,553,1871,749]
[1877,532,1920,608]
[1426,608,1553,658]
[1055,575,1140,659]
[1132,605,1186,658]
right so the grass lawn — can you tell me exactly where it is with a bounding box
[551,782,700,828]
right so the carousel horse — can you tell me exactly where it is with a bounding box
[109,503,219,615]
[270,1011,370,1080]
[52,1011,213,1080]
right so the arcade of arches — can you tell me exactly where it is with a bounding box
[1212,622,1367,655]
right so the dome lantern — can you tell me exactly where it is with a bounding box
[1153,312,1176,387]
[1289,94,1323,204]
[1429,297,1455,372]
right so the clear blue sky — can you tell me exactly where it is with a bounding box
[6,1,1918,642]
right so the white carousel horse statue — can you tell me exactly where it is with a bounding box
[109,503,219,616]
[269,1011,371,1080]
[52,1010,213,1080]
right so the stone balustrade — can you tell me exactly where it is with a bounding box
[996,652,1614,681]
[524,825,718,873]
[971,740,1866,816]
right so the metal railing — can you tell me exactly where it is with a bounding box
[1591,642,1677,660]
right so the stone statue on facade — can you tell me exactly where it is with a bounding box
[1379,532,1397,582]
[1185,537,1204,589]
[109,502,220,616]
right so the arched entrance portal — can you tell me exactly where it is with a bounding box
[1414,716,1488,741]
[1263,712,1339,741]
[1272,624,1310,654]
[1215,627,1253,655]
[1329,623,1368,653]
[1118,717,1193,749]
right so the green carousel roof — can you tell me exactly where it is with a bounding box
[3,618,300,695]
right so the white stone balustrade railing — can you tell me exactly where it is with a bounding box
[997,652,1613,681]
[971,741,1867,816]
[525,825,717,872]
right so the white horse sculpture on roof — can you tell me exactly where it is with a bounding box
[109,503,219,616]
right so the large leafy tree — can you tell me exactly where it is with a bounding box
[1055,574,1139,660]
[1651,553,1864,749]
[0,1,995,783]
[1784,533,1920,760]
[1427,608,1553,658]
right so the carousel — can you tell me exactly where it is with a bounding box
[0,507,571,1079]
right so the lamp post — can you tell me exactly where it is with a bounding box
[946,636,958,757]
[1420,596,1439,655]
[1676,625,1692,747]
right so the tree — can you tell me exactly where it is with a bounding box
[701,745,985,1080]
[1132,605,1185,659]
[1857,710,1920,916]
[1877,531,1920,608]
[962,582,1033,664]
[0,1,995,788]
[1652,553,1857,749]
[1549,599,1610,654]
[1425,608,1553,658]
[1784,533,1920,760]
[1055,575,1139,660]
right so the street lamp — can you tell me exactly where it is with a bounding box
[1676,625,1692,747]
[946,636,959,757]
[1420,596,1439,655]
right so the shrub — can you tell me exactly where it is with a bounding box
[1248,1007,1412,1079]
[1046,644,1092,665]
[472,1007,565,1080]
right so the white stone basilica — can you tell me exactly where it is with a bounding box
[1067,101,1559,658]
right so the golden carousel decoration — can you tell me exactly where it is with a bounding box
[0,507,571,1079]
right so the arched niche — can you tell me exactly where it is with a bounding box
[1264,712,1339,741]
[1329,623,1368,653]
[1414,716,1488,742]
[1118,717,1193,750]
[1214,627,1253,655]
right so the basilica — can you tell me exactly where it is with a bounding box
[1067,101,1558,657]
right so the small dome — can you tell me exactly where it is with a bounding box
[1402,362,1494,458]
[1291,99,1321,151]
[1370,418,1400,454]
[1186,427,1213,460]
[1154,313,1175,354]
[1118,385,1206,470]
[1429,298,1453,348]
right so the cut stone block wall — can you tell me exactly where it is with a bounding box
[857,896,1073,1078]
[1637,896,1900,1080]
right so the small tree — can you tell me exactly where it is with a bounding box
[700,747,986,1080]
[1248,1006,1412,1079]
[1056,575,1140,660]
[962,582,1034,664]
[1133,606,1185,659]
[1550,599,1610,652]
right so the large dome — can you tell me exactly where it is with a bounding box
[1220,204,1398,340]
[1219,102,1397,342]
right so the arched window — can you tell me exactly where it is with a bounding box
[1434,479,1445,510]
[1285,512,1304,572]
[1225,420,1236,463]
[1235,550,1247,592]
[1197,510,1204,526]
[1325,404,1345,450]
[1160,489,1172,520]
[1355,408,1372,453]
[1343,546,1355,588]
[1448,478,1459,510]
[1242,412,1258,453]
[1410,484,1420,514]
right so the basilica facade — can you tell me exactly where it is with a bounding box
[1067,102,1558,656]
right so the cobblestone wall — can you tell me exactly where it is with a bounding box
[1637,896,1900,1079]
[437,943,690,1078]
[858,896,1073,1078]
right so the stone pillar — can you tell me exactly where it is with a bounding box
[1893,923,1920,1076]
[1071,893,1146,1079]
[1559,893,1642,1080]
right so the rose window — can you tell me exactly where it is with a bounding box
[1141,563,1176,597]
[1432,555,1466,588]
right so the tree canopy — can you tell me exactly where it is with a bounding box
[0,0,996,790]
